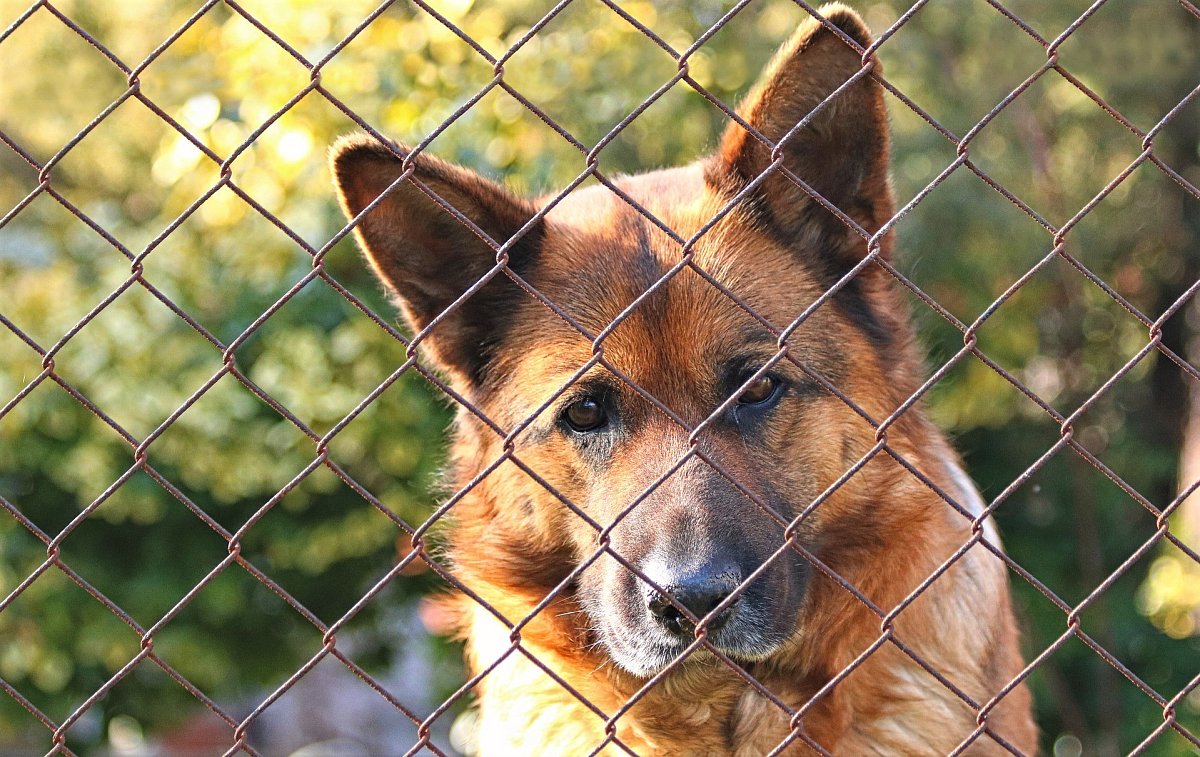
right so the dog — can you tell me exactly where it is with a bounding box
[331,4,1037,754]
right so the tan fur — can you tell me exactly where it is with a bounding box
[332,4,1037,754]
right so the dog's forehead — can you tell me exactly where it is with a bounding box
[534,165,823,323]
[541,165,712,227]
[498,167,838,394]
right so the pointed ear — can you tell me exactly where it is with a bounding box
[711,3,893,259]
[331,135,542,385]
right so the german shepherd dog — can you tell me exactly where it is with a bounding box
[332,4,1037,754]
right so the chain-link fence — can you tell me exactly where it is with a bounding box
[2,1,1199,755]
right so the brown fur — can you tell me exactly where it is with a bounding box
[332,5,1037,754]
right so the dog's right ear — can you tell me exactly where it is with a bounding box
[331,135,542,386]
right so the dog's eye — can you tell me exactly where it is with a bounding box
[564,398,608,432]
[737,375,780,406]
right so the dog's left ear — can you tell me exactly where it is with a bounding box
[711,3,893,260]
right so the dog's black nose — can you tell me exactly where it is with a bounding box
[644,566,742,637]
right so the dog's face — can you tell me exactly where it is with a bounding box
[333,5,904,677]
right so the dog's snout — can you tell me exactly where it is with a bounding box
[644,565,742,637]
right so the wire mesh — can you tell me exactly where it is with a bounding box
[1,1,1199,755]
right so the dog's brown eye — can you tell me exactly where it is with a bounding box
[738,375,779,405]
[564,398,607,432]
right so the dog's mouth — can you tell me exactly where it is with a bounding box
[599,608,793,678]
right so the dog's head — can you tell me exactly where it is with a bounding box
[332,5,909,677]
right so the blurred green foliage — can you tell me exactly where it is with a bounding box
[0,0,1197,754]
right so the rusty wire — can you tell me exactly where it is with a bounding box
[1,0,1199,755]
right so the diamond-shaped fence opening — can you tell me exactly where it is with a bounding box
[1,1,1198,755]
[320,15,502,148]
[971,74,1150,224]
[499,1,682,140]
[870,1,1051,138]
[0,7,131,162]
[49,98,224,247]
